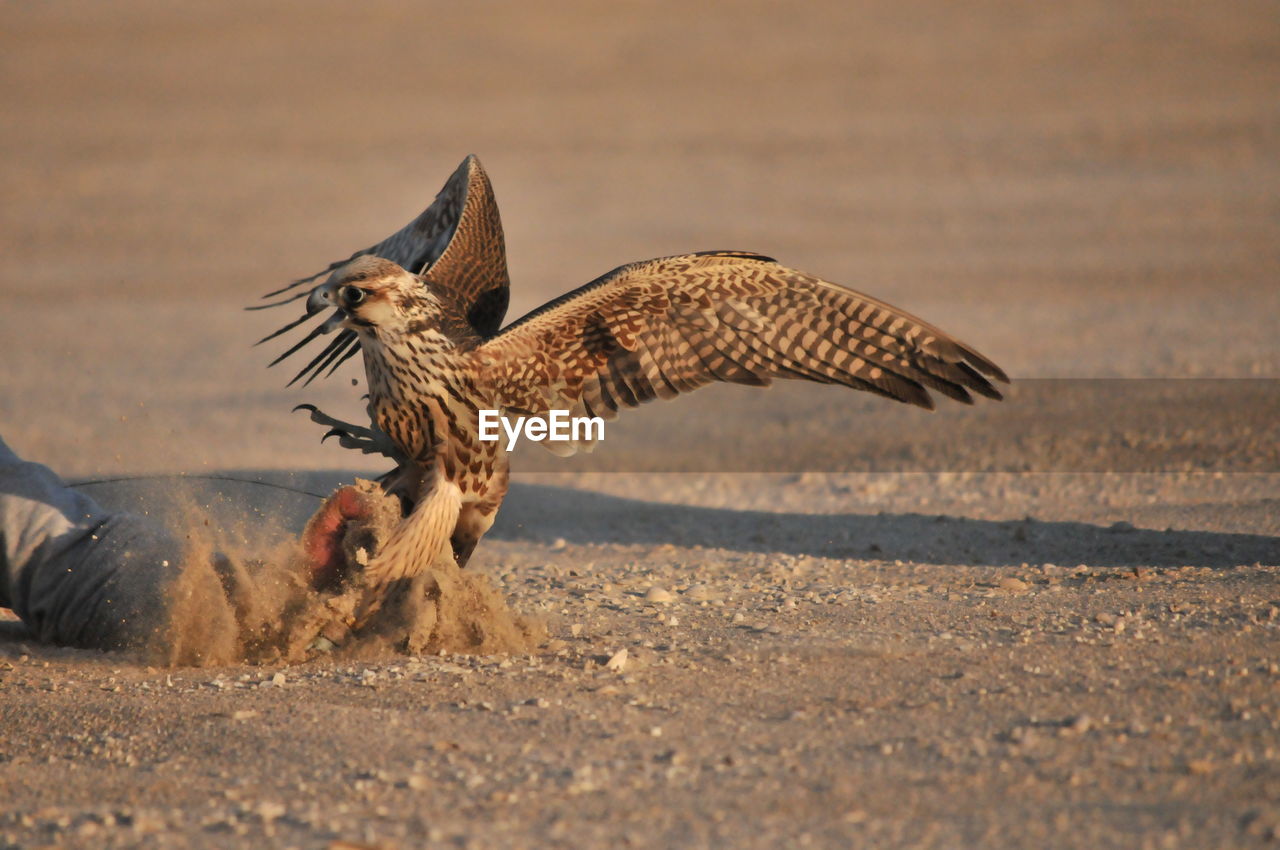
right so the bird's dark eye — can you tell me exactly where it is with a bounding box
[340,285,367,306]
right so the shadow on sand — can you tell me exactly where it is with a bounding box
[67,471,1280,571]
[493,484,1279,570]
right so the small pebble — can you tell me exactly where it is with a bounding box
[1066,714,1093,734]
[606,648,629,672]
[685,585,713,601]
[645,587,674,604]
[256,802,286,822]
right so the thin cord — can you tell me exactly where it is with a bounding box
[69,474,327,501]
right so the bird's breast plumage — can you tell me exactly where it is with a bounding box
[361,328,502,502]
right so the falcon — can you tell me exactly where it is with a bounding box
[259,156,1009,613]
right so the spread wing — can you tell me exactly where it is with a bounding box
[256,154,511,385]
[474,252,1008,448]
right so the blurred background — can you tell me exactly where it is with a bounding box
[1,0,1276,477]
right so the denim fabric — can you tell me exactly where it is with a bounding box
[0,436,185,650]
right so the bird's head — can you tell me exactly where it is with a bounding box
[313,256,441,338]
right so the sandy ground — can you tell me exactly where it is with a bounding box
[1,1,1279,847]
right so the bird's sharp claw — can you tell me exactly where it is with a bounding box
[290,403,402,461]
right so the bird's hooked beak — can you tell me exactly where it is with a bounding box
[313,279,378,332]
[309,283,347,333]
[307,284,332,315]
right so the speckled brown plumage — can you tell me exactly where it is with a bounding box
[475,251,1008,432]
[287,250,1007,605]
[262,160,1009,606]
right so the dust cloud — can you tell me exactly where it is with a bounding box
[153,480,541,667]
